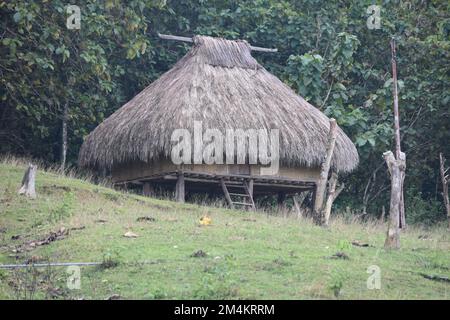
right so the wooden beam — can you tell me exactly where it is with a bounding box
[158,33,278,53]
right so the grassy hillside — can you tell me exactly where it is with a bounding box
[0,160,449,300]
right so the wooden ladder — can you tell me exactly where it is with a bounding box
[220,179,255,210]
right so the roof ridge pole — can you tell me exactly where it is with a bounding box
[157,33,278,53]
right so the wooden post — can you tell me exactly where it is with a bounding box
[439,153,449,228]
[384,151,405,249]
[175,173,185,203]
[323,172,344,226]
[313,118,337,225]
[60,102,68,172]
[18,164,37,199]
[278,192,287,216]
[142,182,154,197]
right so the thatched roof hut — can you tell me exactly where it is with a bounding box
[79,35,358,206]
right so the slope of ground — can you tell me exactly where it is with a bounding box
[0,160,449,299]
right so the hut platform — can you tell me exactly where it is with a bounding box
[113,170,315,196]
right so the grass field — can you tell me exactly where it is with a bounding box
[0,159,449,299]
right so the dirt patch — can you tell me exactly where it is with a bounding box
[328,252,350,260]
[191,250,208,258]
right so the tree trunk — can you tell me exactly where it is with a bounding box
[384,151,405,249]
[439,153,450,228]
[313,118,337,225]
[18,164,37,199]
[60,102,68,172]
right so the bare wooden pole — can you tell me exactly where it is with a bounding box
[390,38,406,229]
[391,39,401,160]
[313,118,337,225]
[439,153,450,228]
[248,179,254,197]
[323,172,345,226]
[18,164,37,199]
[157,33,278,53]
[60,102,68,172]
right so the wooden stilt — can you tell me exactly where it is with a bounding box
[278,192,287,216]
[175,173,185,203]
[293,194,302,219]
[248,179,254,197]
[142,182,154,197]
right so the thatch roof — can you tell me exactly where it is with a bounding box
[79,35,358,173]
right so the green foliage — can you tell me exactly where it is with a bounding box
[49,191,75,222]
[0,161,449,299]
[327,268,345,298]
[193,255,240,299]
[100,248,121,269]
[286,53,324,105]
[1,0,449,224]
[336,239,352,252]
[405,189,444,226]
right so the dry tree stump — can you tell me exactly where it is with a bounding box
[383,151,405,249]
[18,164,37,199]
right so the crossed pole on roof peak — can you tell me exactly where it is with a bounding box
[157,33,278,53]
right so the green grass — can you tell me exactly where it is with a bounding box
[0,160,449,299]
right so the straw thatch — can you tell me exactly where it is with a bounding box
[79,35,358,173]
